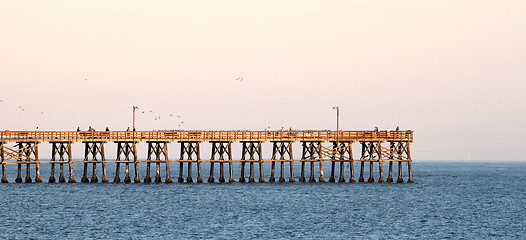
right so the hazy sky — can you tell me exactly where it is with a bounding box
[0,1,525,160]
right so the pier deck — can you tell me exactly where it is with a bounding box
[1,130,413,143]
[0,130,414,184]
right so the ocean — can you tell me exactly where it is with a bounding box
[0,161,524,239]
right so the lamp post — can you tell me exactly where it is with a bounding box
[332,106,339,141]
[132,106,139,130]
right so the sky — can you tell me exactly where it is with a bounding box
[0,0,525,161]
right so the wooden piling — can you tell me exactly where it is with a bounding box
[387,161,394,183]
[133,142,140,183]
[338,161,345,182]
[114,142,123,182]
[358,161,365,182]
[367,162,375,183]
[329,160,336,182]
[187,162,193,183]
[25,160,31,183]
[256,142,265,182]
[144,142,153,183]
[407,144,414,183]
[397,161,404,183]
[67,143,75,183]
[299,161,305,182]
[299,142,307,182]
[318,143,325,182]
[279,161,285,182]
[269,161,276,182]
[0,142,7,183]
[219,162,225,182]
[196,143,202,183]
[49,143,57,183]
[288,141,295,182]
[101,143,108,183]
[378,160,385,183]
[208,161,215,183]
[249,162,255,182]
[80,163,89,182]
[239,161,246,182]
[155,144,162,183]
[165,143,173,183]
[349,159,356,183]
[91,160,98,183]
[407,161,414,183]
[58,156,65,183]
[227,142,234,183]
[178,161,184,183]
[309,161,316,182]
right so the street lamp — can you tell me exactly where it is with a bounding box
[332,106,339,137]
[132,106,139,130]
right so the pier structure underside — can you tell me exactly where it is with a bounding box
[0,130,413,183]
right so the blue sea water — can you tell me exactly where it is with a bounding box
[0,161,525,239]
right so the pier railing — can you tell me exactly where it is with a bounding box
[0,130,413,143]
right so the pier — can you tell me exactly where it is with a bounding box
[0,130,413,183]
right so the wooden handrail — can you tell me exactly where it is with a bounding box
[0,130,413,142]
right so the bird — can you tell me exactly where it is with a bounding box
[236,77,243,82]
[177,115,181,118]
[142,111,145,114]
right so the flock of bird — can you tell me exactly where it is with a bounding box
[1,76,245,129]
[139,109,185,127]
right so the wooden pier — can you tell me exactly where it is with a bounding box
[0,130,414,183]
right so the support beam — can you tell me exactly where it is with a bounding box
[301,141,323,183]
[81,141,106,183]
[359,141,381,183]
[329,141,353,183]
[210,141,233,183]
[13,142,39,183]
[145,141,171,183]
[240,141,264,183]
[179,141,200,183]
[49,142,73,183]
[270,141,294,183]
[114,141,137,183]
[0,142,7,183]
